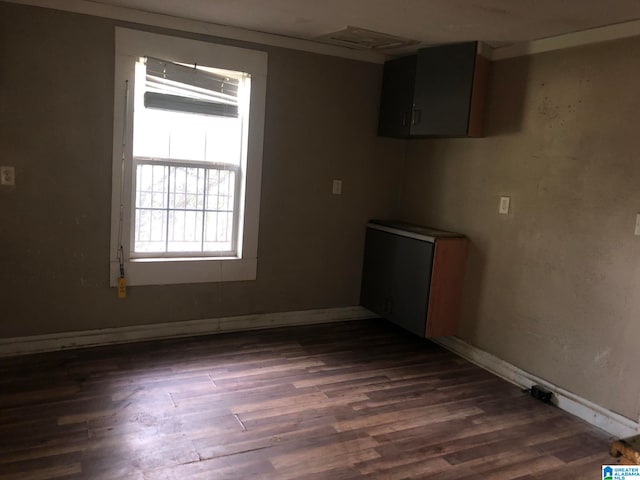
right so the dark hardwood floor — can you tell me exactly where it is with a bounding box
[0,319,614,479]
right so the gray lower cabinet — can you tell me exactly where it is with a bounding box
[360,222,468,338]
[360,228,434,336]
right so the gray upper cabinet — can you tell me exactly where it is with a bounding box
[377,41,490,138]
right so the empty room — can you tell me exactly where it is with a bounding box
[2,1,640,479]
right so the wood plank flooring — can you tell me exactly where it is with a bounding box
[0,319,615,479]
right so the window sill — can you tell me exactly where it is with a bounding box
[130,255,240,262]
[109,256,257,286]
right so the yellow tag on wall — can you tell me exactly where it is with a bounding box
[118,276,127,299]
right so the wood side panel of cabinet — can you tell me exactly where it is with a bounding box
[425,237,469,337]
[467,54,490,138]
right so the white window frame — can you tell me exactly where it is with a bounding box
[109,28,267,286]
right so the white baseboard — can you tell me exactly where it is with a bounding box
[433,336,639,439]
[0,306,375,358]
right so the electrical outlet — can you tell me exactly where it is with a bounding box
[499,195,510,215]
[635,213,640,236]
[0,166,15,186]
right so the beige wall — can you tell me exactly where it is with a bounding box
[400,36,640,420]
[0,3,405,337]
[4,0,636,426]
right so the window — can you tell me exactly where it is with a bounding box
[132,57,245,257]
[110,28,267,286]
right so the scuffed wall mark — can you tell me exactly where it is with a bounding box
[594,347,611,364]
[71,251,87,263]
[537,96,559,119]
[521,328,544,340]
[471,3,510,15]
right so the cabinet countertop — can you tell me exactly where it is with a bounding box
[368,220,465,243]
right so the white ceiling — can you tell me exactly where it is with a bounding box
[89,0,640,53]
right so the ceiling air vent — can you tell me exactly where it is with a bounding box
[318,26,418,50]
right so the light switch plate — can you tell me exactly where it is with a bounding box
[332,179,342,195]
[499,196,510,215]
[0,166,15,186]
[634,213,640,236]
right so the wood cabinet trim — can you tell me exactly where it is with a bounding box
[425,237,469,337]
[467,54,491,137]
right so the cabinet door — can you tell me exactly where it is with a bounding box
[360,228,395,317]
[390,234,434,336]
[411,42,477,137]
[377,55,417,138]
[360,228,435,337]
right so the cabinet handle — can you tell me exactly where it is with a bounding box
[402,111,410,127]
[411,109,422,125]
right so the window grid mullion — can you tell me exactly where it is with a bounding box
[193,168,198,243]
[214,170,219,243]
[201,168,208,252]
[229,169,233,241]
[233,169,241,251]
[165,165,171,253]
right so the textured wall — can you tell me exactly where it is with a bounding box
[0,3,404,337]
[5,0,635,427]
[400,37,640,420]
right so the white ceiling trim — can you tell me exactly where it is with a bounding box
[491,18,640,60]
[5,0,640,63]
[3,0,388,63]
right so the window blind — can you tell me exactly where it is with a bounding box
[143,57,241,118]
